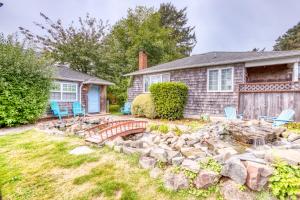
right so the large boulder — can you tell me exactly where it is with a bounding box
[181,159,200,173]
[180,147,206,158]
[194,170,220,189]
[220,179,256,200]
[172,156,185,166]
[139,156,156,169]
[265,149,300,165]
[244,161,273,191]
[122,146,138,155]
[150,147,168,162]
[221,157,247,184]
[287,133,300,142]
[163,172,189,191]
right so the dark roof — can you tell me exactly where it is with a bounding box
[54,65,114,85]
[125,50,300,76]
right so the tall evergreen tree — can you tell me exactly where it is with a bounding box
[273,22,300,51]
[159,2,196,56]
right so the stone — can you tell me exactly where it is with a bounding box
[153,136,161,144]
[105,140,115,149]
[140,134,156,144]
[113,145,122,153]
[194,170,220,189]
[122,146,137,155]
[213,152,232,164]
[112,136,124,145]
[174,139,186,150]
[181,159,200,173]
[135,148,151,156]
[139,156,157,169]
[292,139,300,144]
[220,179,255,200]
[163,172,189,191]
[150,147,168,162]
[130,141,144,148]
[166,150,182,161]
[244,161,273,191]
[150,167,162,179]
[287,133,300,142]
[235,153,267,165]
[221,157,247,184]
[265,149,300,165]
[180,147,206,158]
[172,156,185,166]
[69,146,94,155]
[217,147,238,155]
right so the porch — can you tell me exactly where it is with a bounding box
[238,61,300,121]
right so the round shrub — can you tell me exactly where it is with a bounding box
[0,36,52,127]
[150,82,188,120]
[131,93,157,119]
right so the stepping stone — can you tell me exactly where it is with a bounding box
[69,146,94,155]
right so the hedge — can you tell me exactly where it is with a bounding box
[109,104,121,113]
[0,36,52,127]
[131,93,157,119]
[150,82,188,120]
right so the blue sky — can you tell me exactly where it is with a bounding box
[0,0,299,54]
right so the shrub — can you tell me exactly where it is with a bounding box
[109,104,120,113]
[269,161,300,200]
[172,126,184,136]
[199,157,222,174]
[148,123,159,132]
[0,36,52,127]
[158,124,169,134]
[150,82,188,120]
[131,93,157,119]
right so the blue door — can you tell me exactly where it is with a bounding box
[88,85,100,113]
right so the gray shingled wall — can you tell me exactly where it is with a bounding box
[127,63,245,117]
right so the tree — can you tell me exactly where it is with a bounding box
[159,2,196,56]
[273,22,300,51]
[19,13,109,76]
[0,34,52,127]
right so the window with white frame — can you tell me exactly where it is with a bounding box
[207,68,233,92]
[50,81,78,101]
[143,73,170,92]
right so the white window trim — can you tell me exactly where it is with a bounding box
[50,81,78,102]
[207,67,234,92]
[143,73,170,93]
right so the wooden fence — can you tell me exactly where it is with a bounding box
[238,81,300,121]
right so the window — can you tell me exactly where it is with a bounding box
[207,67,233,92]
[50,81,78,101]
[143,73,170,92]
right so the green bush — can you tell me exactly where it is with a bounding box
[109,104,120,113]
[131,93,157,119]
[172,126,184,136]
[158,124,169,134]
[148,123,159,132]
[0,36,52,127]
[150,82,188,120]
[269,161,300,200]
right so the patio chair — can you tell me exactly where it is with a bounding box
[259,109,295,127]
[120,102,131,115]
[50,101,69,120]
[72,101,85,117]
[224,106,243,120]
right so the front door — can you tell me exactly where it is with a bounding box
[88,85,100,113]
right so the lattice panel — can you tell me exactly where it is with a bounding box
[239,82,300,93]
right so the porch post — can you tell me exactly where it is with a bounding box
[292,62,299,81]
[100,85,107,113]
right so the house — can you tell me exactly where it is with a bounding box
[49,65,114,116]
[126,51,300,121]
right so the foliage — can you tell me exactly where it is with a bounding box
[185,186,223,200]
[199,157,222,174]
[159,2,196,56]
[150,82,188,120]
[286,122,300,130]
[131,93,157,119]
[149,123,159,132]
[172,166,197,181]
[0,35,52,127]
[109,104,120,113]
[273,22,300,50]
[158,124,169,134]
[157,160,167,169]
[172,126,184,136]
[238,184,247,191]
[200,114,211,122]
[269,161,300,200]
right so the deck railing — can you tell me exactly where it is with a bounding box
[239,81,300,93]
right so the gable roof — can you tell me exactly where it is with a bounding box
[125,50,300,76]
[54,65,114,85]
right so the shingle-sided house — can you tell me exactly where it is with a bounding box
[49,65,114,116]
[126,51,300,121]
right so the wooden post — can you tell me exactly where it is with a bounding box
[100,85,107,113]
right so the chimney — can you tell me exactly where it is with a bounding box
[139,51,148,70]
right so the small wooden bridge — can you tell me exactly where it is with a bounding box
[85,120,147,144]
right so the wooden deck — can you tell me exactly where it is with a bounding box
[238,81,300,121]
[85,120,147,144]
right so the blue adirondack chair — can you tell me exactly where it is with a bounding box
[72,101,85,117]
[50,101,69,120]
[259,109,295,127]
[224,106,243,120]
[120,102,131,115]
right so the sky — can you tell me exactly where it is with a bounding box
[0,0,300,54]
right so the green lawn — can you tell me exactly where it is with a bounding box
[0,130,198,200]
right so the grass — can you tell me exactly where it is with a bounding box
[0,130,200,200]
